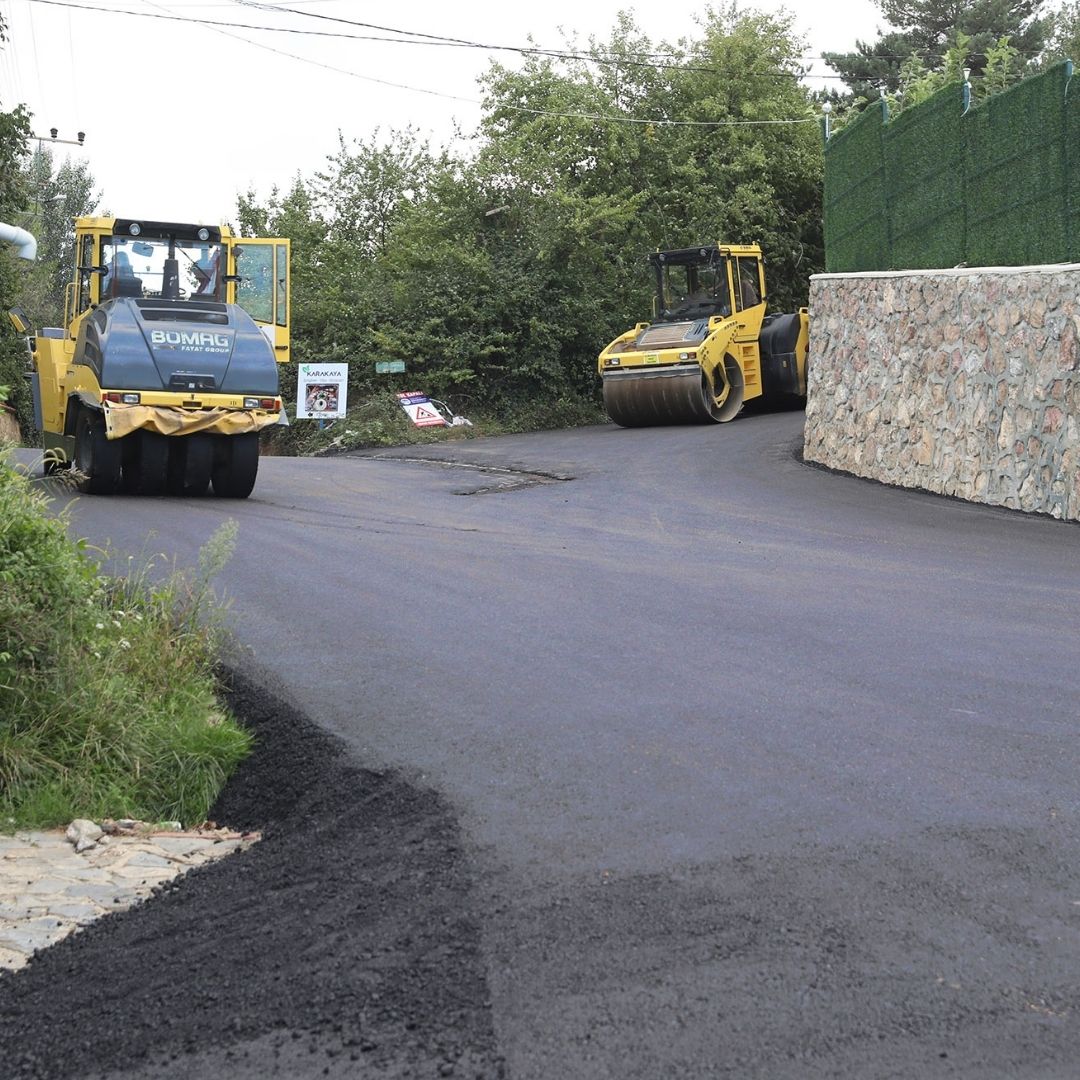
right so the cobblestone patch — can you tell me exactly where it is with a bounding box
[0,823,259,971]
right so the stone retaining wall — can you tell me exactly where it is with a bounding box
[803,265,1080,521]
[0,404,19,445]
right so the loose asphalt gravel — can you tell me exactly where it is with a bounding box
[0,668,503,1079]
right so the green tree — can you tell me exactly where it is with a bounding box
[1043,1,1080,64]
[826,0,1047,99]
[237,134,453,406]
[877,0,1046,53]
[0,14,33,440]
[477,6,822,310]
[18,145,100,327]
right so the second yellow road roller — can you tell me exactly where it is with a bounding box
[598,243,808,426]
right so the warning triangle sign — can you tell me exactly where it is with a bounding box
[415,406,437,420]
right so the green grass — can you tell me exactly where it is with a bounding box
[0,451,251,829]
[261,388,607,457]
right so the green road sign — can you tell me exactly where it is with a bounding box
[375,360,406,374]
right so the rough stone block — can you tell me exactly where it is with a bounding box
[806,265,1080,521]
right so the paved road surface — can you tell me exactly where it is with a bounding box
[10,413,1080,1077]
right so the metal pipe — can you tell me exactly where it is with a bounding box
[0,221,37,260]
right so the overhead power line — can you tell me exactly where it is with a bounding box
[25,0,848,78]
[19,0,826,126]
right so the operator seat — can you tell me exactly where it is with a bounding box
[104,251,143,299]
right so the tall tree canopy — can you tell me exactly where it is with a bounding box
[824,0,1048,100]
[0,13,33,430]
[19,146,100,328]
[1044,0,1080,62]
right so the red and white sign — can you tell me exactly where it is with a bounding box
[396,391,447,428]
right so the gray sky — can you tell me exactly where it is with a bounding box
[0,0,883,225]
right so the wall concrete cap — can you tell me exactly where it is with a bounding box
[810,263,1080,282]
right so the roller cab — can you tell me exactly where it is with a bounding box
[598,243,807,427]
[28,217,291,497]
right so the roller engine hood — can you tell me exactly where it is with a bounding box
[76,298,279,396]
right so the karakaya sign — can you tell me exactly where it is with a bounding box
[296,364,348,420]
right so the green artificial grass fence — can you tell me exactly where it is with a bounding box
[824,61,1078,272]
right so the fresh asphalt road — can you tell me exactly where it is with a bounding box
[25,413,1080,1077]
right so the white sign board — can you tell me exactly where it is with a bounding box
[296,363,348,420]
[397,391,447,428]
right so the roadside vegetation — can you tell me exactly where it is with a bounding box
[0,426,250,829]
[265,389,606,457]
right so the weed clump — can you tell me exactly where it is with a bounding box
[0,452,251,829]
[262,388,606,457]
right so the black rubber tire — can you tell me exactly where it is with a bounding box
[167,434,213,496]
[715,354,745,422]
[119,437,140,493]
[123,430,169,495]
[211,433,259,499]
[74,409,122,495]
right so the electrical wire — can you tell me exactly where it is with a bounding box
[66,5,79,128]
[26,0,47,110]
[138,0,487,106]
[14,0,828,129]
[183,4,823,126]
[160,0,825,126]
[229,0,962,69]
[25,0,849,78]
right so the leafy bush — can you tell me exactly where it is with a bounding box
[0,454,251,828]
[262,387,606,457]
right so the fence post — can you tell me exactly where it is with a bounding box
[961,77,969,264]
[879,96,893,270]
[1065,60,1075,261]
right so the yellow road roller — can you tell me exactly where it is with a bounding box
[18,216,290,498]
[598,243,808,426]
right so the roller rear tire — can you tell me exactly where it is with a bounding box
[74,409,122,495]
[167,434,213,496]
[211,433,259,499]
[122,430,169,495]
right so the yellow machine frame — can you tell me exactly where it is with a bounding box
[598,243,808,425]
[32,217,291,463]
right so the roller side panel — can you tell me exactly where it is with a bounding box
[758,312,804,396]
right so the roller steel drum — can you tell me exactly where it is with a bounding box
[603,359,744,427]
